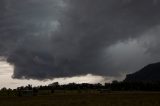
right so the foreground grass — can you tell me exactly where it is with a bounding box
[0,92,160,106]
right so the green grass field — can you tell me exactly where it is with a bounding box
[0,92,160,106]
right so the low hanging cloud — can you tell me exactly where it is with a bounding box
[0,0,160,80]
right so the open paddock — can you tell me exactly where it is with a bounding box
[0,92,160,106]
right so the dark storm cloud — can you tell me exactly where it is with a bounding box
[0,0,160,80]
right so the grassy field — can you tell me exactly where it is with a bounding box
[0,92,160,106]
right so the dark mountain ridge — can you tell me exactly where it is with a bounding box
[125,62,160,82]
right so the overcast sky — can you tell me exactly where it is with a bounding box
[1,0,160,88]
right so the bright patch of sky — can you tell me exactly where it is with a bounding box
[0,61,111,89]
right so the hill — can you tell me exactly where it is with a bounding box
[125,62,160,82]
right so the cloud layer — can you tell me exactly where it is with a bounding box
[0,0,160,80]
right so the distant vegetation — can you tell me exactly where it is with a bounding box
[1,81,160,106]
[1,81,160,97]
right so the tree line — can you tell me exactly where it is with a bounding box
[1,81,160,96]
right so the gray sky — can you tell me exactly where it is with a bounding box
[1,0,160,88]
